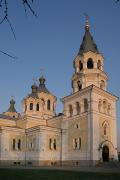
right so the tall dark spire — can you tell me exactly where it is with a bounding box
[78,17,99,55]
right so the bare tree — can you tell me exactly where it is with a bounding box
[0,0,37,59]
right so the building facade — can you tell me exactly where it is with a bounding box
[0,20,118,166]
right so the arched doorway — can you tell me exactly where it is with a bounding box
[102,146,109,162]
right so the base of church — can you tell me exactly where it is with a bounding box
[0,160,100,167]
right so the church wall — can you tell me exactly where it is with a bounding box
[91,89,118,162]
[25,126,61,166]
[47,116,63,129]
[0,118,16,127]
[16,116,47,129]
[0,127,25,166]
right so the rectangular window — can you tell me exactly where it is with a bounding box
[53,139,56,150]
[13,139,16,150]
[49,138,52,150]
[30,103,33,110]
[18,139,21,150]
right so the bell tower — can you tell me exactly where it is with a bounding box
[61,18,118,164]
[72,17,108,93]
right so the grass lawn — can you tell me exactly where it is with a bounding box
[0,168,120,180]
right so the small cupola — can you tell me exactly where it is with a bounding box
[31,82,38,94]
[39,75,45,85]
[38,75,50,94]
[3,98,18,118]
[27,80,38,99]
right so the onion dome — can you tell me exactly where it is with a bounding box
[7,98,17,113]
[31,82,38,93]
[37,75,50,94]
[27,82,39,99]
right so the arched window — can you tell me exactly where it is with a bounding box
[30,103,33,110]
[84,99,88,112]
[53,139,56,150]
[75,123,79,129]
[79,61,83,71]
[100,80,105,90]
[103,100,107,114]
[76,102,80,115]
[87,58,94,69]
[41,98,45,110]
[49,138,52,150]
[74,138,77,149]
[47,99,51,110]
[103,124,107,135]
[97,60,102,70]
[36,103,39,111]
[77,81,82,91]
[73,138,81,150]
[102,121,109,136]
[78,138,81,149]
[18,139,21,150]
[13,139,15,150]
[108,104,111,115]
[69,105,73,117]
[98,100,102,112]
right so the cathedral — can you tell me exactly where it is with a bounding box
[0,19,118,166]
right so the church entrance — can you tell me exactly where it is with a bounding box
[102,146,109,162]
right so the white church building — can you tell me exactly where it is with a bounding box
[0,19,118,166]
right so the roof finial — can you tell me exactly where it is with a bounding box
[84,13,90,30]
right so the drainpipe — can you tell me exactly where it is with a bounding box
[60,128,62,166]
[25,132,27,167]
[89,87,93,164]
[0,129,2,165]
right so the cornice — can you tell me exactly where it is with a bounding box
[61,85,93,102]
[92,85,118,101]
[61,85,118,103]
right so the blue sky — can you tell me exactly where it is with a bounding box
[0,0,120,146]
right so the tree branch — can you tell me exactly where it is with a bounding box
[0,0,37,59]
[0,50,17,59]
